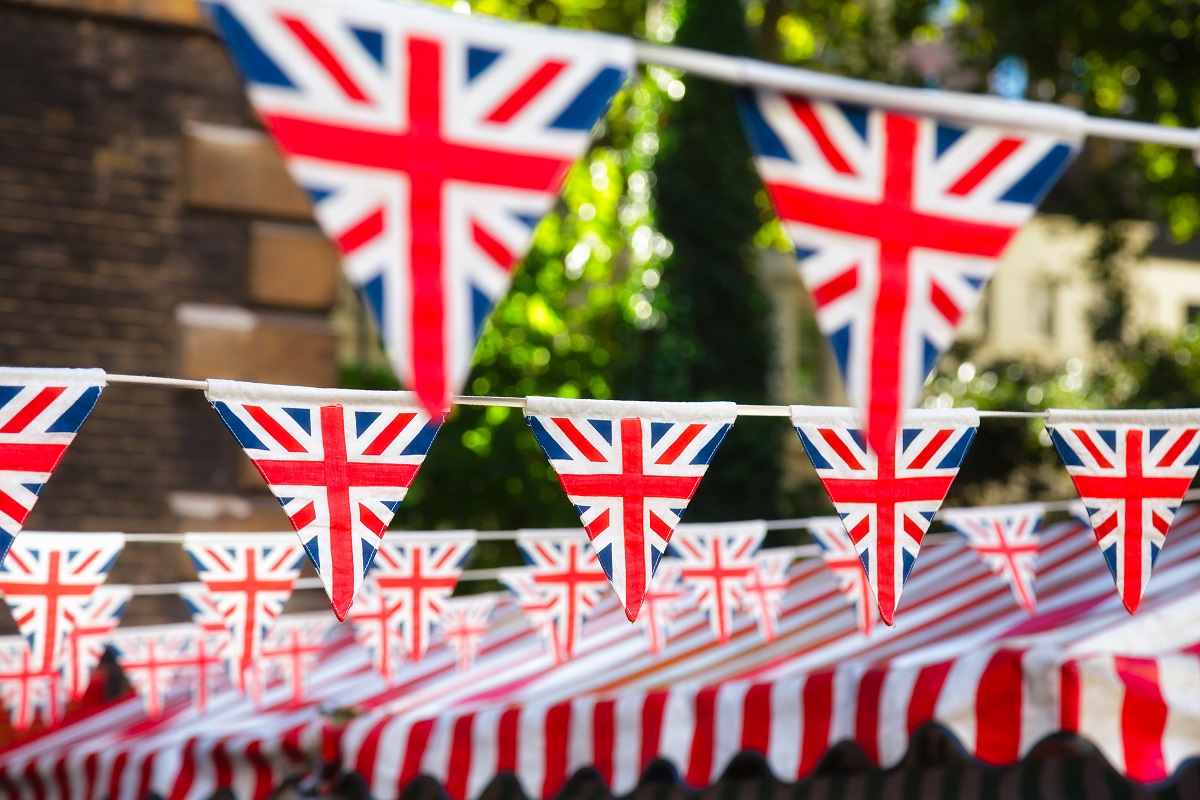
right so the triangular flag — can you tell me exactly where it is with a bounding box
[499,532,609,664]
[0,635,62,731]
[737,85,1081,454]
[671,521,765,644]
[0,368,105,566]
[792,405,978,625]
[256,611,338,702]
[1046,409,1200,613]
[525,397,736,622]
[178,583,235,710]
[437,595,495,672]
[206,380,442,621]
[739,550,793,643]
[808,517,880,636]
[59,584,131,700]
[183,533,304,695]
[0,531,124,671]
[939,503,1044,613]
[204,0,634,415]
[112,623,223,717]
[347,532,474,680]
[637,560,690,656]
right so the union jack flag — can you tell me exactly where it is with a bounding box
[670,522,765,644]
[437,595,494,672]
[525,397,736,622]
[0,635,62,731]
[112,623,219,717]
[1047,410,1200,613]
[204,0,633,416]
[792,406,978,625]
[637,560,691,656]
[179,583,236,708]
[59,584,130,700]
[500,533,610,664]
[0,368,104,566]
[183,534,304,694]
[808,517,879,636]
[738,91,1080,454]
[208,380,442,621]
[940,503,1045,613]
[348,579,405,682]
[0,532,124,672]
[348,533,474,681]
[739,550,793,643]
[256,612,338,703]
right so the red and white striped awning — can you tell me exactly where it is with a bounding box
[6,508,1200,799]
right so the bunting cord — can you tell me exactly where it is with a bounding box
[629,42,1200,159]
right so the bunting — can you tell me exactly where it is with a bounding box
[347,533,474,680]
[0,368,105,567]
[1047,409,1200,613]
[0,531,124,672]
[792,405,978,625]
[207,380,442,621]
[182,534,304,694]
[59,584,131,700]
[178,583,235,710]
[738,89,1080,454]
[637,560,690,656]
[111,623,222,717]
[525,397,736,622]
[940,503,1044,613]
[0,635,61,731]
[204,0,634,416]
[437,595,494,672]
[257,612,338,702]
[808,517,880,636]
[348,579,406,682]
[740,550,793,643]
[670,521,765,644]
[500,532,609,663]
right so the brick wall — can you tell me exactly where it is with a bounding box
[0,0,341,622]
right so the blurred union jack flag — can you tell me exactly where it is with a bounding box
[178,583,235,709]
[183,535,304,695]
[256,612,338,703]
[793,406,978,626]
[1048,410,1200,613]
[348,533,474,681]
[208,380,442,621]
[525,398,736,623]
[740,550,793,643]
[0,368,104,566]
[808,517,880,636]
[0,532,124,672]
[738,92,1080,455]
[438,595,494,672]
[637,560,691,656]
[671,522,765,644]
[500,534,610,664]
[204,0,633,416]
[0,635,61,731]
[112,623,222,718]
[59,584,131,701]
[940,503,1045,613]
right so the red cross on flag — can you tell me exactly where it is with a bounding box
[525,397,736,623]
[500,532,610,664]
[740,550,794,643]
[738,79,1082,455]
[437,595,494,673]
[208,380,442,621]
[183,534,305,696]
[256,612,338,703]
[59,584,131,701]
[0,635,62,731]
[112,623,224,718]
[637,560,691,656]
[939,503,1045,613]
[205,0,634,416]
[1047,409,1200,613]
[0,531,124,673]
[671,521,766,644]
